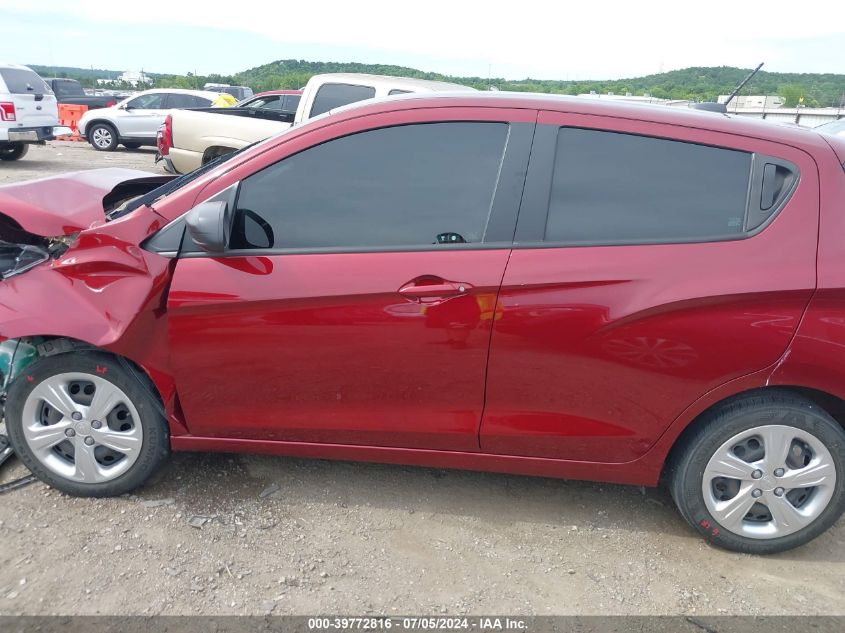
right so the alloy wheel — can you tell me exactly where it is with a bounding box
[91,127,113,149]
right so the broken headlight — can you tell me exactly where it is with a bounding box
[0,240,50,280]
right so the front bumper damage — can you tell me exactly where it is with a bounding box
[0,169,185,433]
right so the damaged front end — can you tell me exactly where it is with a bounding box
[0,216,77,281]
[0,169,180,411]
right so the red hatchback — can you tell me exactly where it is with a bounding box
[2,93,844,554]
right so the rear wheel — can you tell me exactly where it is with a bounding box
[88,123,119,151]
[5,352,169,497]
[669,391,845,553]
[0,143,29,161]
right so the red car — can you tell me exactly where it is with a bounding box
[1,93,844,554]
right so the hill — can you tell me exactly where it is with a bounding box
[29,62,845,107]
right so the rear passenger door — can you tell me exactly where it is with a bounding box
[480,111,818,464]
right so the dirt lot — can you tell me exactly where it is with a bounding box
[0,142,843,617]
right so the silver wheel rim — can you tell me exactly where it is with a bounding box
[702,424,836,539]
[91,127,113,149]
[21,372,143,484]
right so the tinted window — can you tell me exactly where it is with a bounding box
[51,80,84,98]
[166,94,210,108]
[0,69,51,94]
[546,128,752,244]
[127,93,166,109]
[244,96,282,110]
[309,83,376,117]
[282,95,301,113]
[231,122,508,250]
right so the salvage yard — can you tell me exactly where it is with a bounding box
[1,142,844,616]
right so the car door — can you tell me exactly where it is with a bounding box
[480,111,819,464]
[118,92,169,139]
[166,108,535,450]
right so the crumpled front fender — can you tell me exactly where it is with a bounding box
[0,207,188,435]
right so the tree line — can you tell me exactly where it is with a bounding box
[31,62,845,108]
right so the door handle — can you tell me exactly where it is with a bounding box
[398,277,472,299]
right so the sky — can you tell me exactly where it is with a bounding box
[1,1,844,80]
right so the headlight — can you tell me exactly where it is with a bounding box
[0,241,49,280]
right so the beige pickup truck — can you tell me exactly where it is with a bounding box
[158,73,475,174]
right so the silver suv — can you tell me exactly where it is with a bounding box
[0,63,69,162]
[78,89,220,151]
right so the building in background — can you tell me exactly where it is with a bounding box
[717,95,785,109]
[97,71,150,87]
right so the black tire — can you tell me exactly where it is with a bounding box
[0,143,29,161]
[4,351,169,497]
[87,122,119,151]
[123,142,142,150]
[668,390,845,554]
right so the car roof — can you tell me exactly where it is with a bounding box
[0,62,38,71]
[327,91,834,150]
[133,88,222,99]
[254,90,304,97]
[307,73,475,92]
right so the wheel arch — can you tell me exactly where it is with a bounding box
[201,145,237,165]
[80,118,118,138]
[1,335,185,435]
[661,384,845,483]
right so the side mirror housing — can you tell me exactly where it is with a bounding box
[186,201,228,252]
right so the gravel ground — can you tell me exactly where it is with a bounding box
[0,142,844,617]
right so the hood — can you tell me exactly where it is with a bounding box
[0,168,172,237]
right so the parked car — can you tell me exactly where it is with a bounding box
[0,63,71,161]
[42,78,120,110]
[238,90,302,119]
[205,85,254,101]
[159,74,473,174]
[816,118,845,137]
[2,93,845,554]
[77,89,220,151]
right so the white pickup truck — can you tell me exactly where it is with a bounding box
[158,73,475,174]
[0,63,71,162]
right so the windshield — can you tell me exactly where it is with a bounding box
[107,141,263,221]
[816,119,845,136]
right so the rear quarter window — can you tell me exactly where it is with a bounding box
[309,83,376,118]
[0,68,51,94]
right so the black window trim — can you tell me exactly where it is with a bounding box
[171,120,536,258]
[513,123,799,249]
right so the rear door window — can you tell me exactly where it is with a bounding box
[309,83,376,117]
[545,128,753,244]
[166,94,212,108]
[0,68,51,94]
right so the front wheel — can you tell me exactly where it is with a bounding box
[669,391,845,554]
[0,143,29,161]
[87,123,119,151]
[5,352,169,497]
